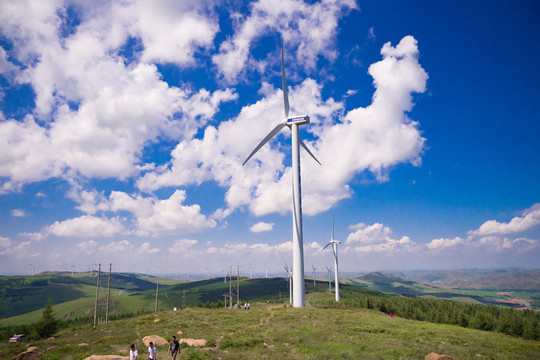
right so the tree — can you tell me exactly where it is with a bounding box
[34,299,60,338]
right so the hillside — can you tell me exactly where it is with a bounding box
[1,294,539,360]
[389,269,540,290]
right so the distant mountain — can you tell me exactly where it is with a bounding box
[388,269,540,290]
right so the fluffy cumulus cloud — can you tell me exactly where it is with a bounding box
[46,215,126,238]
[213,0,357,83]
[250,222,275,233]
[426,237,465,250]
[0,0,235,192]
[33,189,217,239]
[427,203,540,252]
[468,204,540,237]
[345,222,416,253]
[140,36,428,217]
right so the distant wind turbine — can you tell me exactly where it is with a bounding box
[312,264,317,287]
[326,266,332,293]
[29,262,38,277]
[323,219,341,302]
[243,38,321,308]
[284,264,292,305]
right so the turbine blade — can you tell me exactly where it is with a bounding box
[323,242,332,251]
[299,138,322,165]
[281,38,290,118]
[332,217,335,241]
[242,123,286,165]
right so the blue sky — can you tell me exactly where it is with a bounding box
[0,0,539,277]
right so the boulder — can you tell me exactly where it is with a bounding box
[142,335,167,346]
[179,338,207,347]
[11,350,42,360]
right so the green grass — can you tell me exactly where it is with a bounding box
[1,294,538,360]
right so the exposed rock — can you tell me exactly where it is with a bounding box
[26,347,37,352]
[83,356,128,360]
[425,353,455,360]
[11,350,42,360]
[153,319,160,323]
[142,335,167,346]
[47,337,55,341]
[176,330,183,335]
[263,342,275,349]
[179,338,207,347]
[79,343,89,346]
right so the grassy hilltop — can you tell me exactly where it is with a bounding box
[1,293,539,360]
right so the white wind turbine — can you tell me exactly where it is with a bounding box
[323,219,341,302]
[284,264,292,305]
[243,39,321,308]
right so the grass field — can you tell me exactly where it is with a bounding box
[1,292,538,360]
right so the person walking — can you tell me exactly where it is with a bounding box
[129,344,138,360]
[167,336,180,359]
[148,341,157,360]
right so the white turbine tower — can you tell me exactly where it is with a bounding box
[243,39,321,308]
[312,264,317,287]
[323,219,341,302]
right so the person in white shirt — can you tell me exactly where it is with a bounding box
[148,341,157,360]
[129,344,138,360]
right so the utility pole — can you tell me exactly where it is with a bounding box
[237,265,240,305]
[155,280,159,313]
[93,264,101,327]
[265,264,268,279]
[105,263,112,323]
[223,270,226,283]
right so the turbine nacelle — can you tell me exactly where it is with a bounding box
[285,115,310,126]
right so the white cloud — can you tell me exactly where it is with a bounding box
[0,0,235,190]
[468,203,540,237]
[75,240,98,255]
[139,35,427,218]
[0,236,11,248]
[99,240,133,253]
[168,239,198,254]
[46,215,126,237]
[0,240,30,256]
[133,190,217,237]
[10,209,26,217]
[426,237,465,250]
[139,242,160,255]
[345,222,416,253]
[250,222,275,233]
[213,0,357,83]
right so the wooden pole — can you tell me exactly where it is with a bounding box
[105,263,111,323]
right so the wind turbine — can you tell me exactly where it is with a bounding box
[243,39,321,308]
[284,264,292,304]
[326,266,332,292]
[312,264,317,287]
[323,219,341,302]
[29,262,38,277]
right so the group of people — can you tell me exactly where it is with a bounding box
[129,336,181,360]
